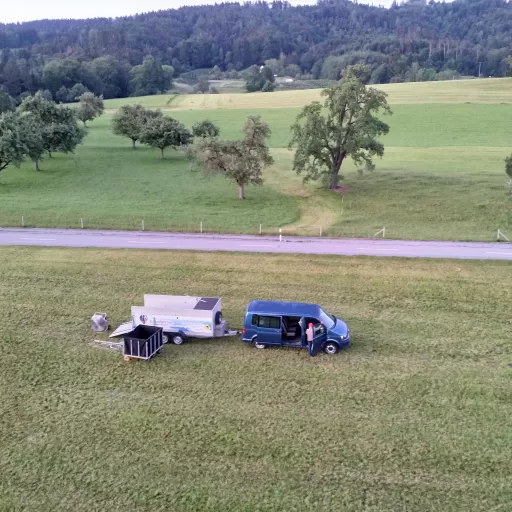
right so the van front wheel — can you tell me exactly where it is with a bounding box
[324,342,339,355]
[253,338,266,350]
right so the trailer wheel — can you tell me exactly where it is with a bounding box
[171,333,187,345]
[215,311,223,325]
[162,334,169,344]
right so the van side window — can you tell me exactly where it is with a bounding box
[257,316,281,329]
[251,314,259,326]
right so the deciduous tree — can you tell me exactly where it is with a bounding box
[18,92,85,158]
[192,120,220,138]
[69,83,90,101]
[0,112,27,175]
[75,92,104,127]
[44,110,86,156]
[89,56,130,99]
[129,56,171,96]
[193,116,273,199]
[111,105,162,148]
[289,65,391,189]
[245,66,275,92]
[140,115,192,159]
[19,113,45,170]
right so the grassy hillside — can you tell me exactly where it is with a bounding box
[0,79,511,239]
[1,246,511,511]
[104,78,512,111]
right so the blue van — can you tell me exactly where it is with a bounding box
[242,300,350,356]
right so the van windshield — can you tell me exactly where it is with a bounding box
[318,309,335,329]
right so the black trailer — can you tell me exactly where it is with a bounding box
[122,325,163,362]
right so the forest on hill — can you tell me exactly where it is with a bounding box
[1,0,512,101]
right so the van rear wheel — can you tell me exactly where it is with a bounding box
[253,338,265,350]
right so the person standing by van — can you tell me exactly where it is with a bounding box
[306,322,314,345]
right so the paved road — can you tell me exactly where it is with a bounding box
[0,228,511,260]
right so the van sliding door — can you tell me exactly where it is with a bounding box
[256,315,282,345]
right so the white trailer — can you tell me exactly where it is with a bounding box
[110,295,237,345]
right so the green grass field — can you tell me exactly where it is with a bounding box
[0,128,300,233]
[1,246,511,511]
[0,79,511,239]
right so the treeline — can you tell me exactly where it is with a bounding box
[0,54,173,103]
[2,0,512,101]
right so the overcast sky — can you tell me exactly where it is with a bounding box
[1,0,393,24]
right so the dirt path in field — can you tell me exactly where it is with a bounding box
[265,149,340,235]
